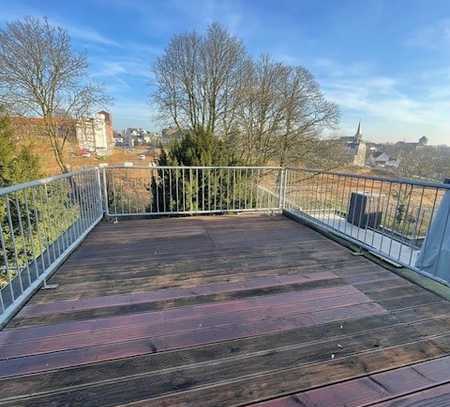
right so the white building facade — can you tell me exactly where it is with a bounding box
[76,111,114,156]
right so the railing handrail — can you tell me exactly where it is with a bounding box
[287,167,450,190]
[284,167,450,286]
[5,165,447,197]
[0,167,98,196]
[106,165,283,170]
[102,165,283,217]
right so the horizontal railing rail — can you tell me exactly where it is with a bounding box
[0,168,103,327]
[102,166,283,217]
[287,167,450,190]
[284,168,450,285]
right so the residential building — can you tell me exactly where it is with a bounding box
[368,151,400,169]
[113,130,124,145]
[122,128,164,147]
[76,111,114,156]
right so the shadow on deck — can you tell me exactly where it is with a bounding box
[1,214,450,406]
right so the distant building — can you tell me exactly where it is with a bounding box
[368,151,400,169]
[10,116,76,143]
[113,130,124,145]
[339,122,367,167]
[124,128,137,147]
[9,113,113,156]
[76,111,113,156]
[122,128,160,147]
[395,136,428,152]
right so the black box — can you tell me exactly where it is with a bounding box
[347,192,382,228]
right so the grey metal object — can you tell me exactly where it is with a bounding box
[102,166,283,217]
[0,168,103,327]
[284,168,450,285]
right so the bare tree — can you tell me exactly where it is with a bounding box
[235,57,339,166]
[236,55,287,164]
[154,23,339,167]
[276,66,339,166]
[153,23,249,138]
[0,17,109,172]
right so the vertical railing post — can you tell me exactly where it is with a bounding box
[95,168,102,216]
[283,168,289,209]
[278,168,286,210]
[100,166,109,217]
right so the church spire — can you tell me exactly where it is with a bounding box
[354,121,362,142]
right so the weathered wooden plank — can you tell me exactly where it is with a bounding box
[252,356,450,406]
[353,278,410,293]
[115,334,450,407]
[372,382,450,406]
[9,274,344,328]
[18,272,338,318]
[5,322,450,406]
[1,294,443,380]
[0,289,378,359]
[0,301,446,385]
[0,302,393,378]
[53,254,366,279]
[50,249,355,284]
[1,283,362,345]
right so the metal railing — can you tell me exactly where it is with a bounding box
[2,164,450,326]
[0,165,282,325]
[0,168,103,326]
[102,166,283,217]
[284,168,450,285]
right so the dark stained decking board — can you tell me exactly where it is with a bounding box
[1,214,450,406]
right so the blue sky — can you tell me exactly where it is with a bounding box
[2,0,450,145]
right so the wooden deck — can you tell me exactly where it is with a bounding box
[1,214,450,406]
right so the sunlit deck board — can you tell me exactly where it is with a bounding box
[253,356,450,406]
[0,214,449,406]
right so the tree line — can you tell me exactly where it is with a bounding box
[0,17,342,174]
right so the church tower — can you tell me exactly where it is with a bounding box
[339,121,367,166]
[352,121,366,166]
[354,121,362,143]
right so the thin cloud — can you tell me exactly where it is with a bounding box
[91,59,153,81]
[406,18,450,50]
[0,8,120,47]
[65,23,120,47]
[311,57,450,144]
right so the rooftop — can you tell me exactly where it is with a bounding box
[1,165,450,406]
[1,214,450,406]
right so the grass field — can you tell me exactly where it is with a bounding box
[28,137,160,176]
